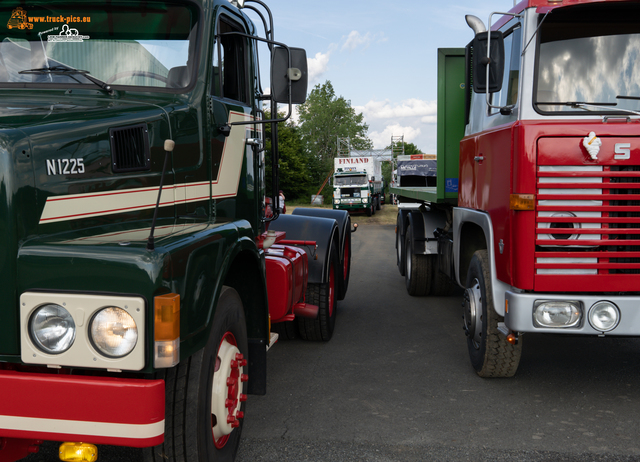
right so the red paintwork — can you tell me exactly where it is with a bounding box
[265,244,308,323]
[0,370,164,449]
[0,438,42,462]
[463,119,640,292]
[459,121,516,285]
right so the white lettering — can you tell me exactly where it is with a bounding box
[615,143,631,160]
[46,159,56,175]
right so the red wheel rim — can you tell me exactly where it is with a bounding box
[211,332,247,449]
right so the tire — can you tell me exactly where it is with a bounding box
[404,226,431,296]
[143,286,248,462]
[430,255,458,296]
[339,219,352,300]
[371,200,376,215]
[375,196,381,211]
[271,320,298,340]
[298,244,339,341]
[396,214,406,276]
[365,205,372,217]
[463,250,522,377]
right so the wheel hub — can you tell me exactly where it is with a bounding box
[463,279,483,348]
[211,333,248,448]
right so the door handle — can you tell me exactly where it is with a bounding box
[474,155,485,163]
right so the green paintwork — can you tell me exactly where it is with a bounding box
[0,0,270,372]
[391,48,466,205]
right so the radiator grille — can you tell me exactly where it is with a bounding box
[535,165,640,275]
[109,124,150,172]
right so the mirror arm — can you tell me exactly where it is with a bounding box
[484,11,522,110]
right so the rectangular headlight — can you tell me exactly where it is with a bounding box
[533,300,582,328]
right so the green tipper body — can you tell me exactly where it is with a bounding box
[391,48,466,204]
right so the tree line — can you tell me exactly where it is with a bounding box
[265,80,421,202]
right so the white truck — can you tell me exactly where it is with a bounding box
[333,156,383,216]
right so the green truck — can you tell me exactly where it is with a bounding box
[333,156,383,216]
[0,1,353,461]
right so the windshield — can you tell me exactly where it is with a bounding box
[535,3,640,114]
[0,2,198,90]
[334,175,367,187]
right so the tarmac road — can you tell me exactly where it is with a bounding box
[236,221,640,462]
[23,214,640,461]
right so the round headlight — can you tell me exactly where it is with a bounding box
[30,304,76,354]
[90,307,138,358]
[588,301,620,332]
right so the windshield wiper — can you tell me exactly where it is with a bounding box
[536,100,640,116]
[19,66,114,95]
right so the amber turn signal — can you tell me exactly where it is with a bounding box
[510,194,535,211]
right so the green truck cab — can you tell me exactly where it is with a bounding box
[0,1,353,461]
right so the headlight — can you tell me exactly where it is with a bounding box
[334,199,340,204]
[90,307,138,358]
[533,301,582,328]
[588,301,620,332]
[361,199,367,203]
[29,304,76,354]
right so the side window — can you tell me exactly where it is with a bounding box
[491,24,522,112]
[212,17,248,103]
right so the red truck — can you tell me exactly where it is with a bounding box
[393,0,640,377]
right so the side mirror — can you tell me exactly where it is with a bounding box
[271,46,308,104]
[472,31,504,93]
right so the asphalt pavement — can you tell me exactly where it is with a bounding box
[23,212,640,461]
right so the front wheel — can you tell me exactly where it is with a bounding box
[144,286,248,462]
[463,250,521,377]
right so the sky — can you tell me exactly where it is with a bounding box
[242,0,517,153]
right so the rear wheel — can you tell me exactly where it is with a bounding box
[298,244,339,341]
[404,226,431,296]
[143,286,248,462]
[271,320,298,340]
[463,250,521,377]
[396,214,406,276]
[375,196,381,210]
[339,220,352,300]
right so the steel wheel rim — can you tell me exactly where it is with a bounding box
[211,332,247,449]
[464,278,483,349]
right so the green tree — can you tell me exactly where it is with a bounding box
[298,81,373,195]
[264,112,310,201]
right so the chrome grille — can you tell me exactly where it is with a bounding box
[535,165,640,275]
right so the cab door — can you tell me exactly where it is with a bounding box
[208,11,256,224]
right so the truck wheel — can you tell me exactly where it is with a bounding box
[366,205,372,217]
[340,220,352,298]
[271,320,298,340]
[404,227,431,296]
[463,250,521,377]
[143,286,248,462]
[430,256,458,296]
[396,214,406,276]
[376,197,381,210]
[371,201,376,215]
[298,244,339,341]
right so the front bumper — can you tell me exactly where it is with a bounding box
[505,291,640,335]
[0,370,164,447]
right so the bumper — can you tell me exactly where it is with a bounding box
[505,291,640,335]
[0,370,164,447]
[334,203,368,210]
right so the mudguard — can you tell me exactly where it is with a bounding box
[269,214,339,285]
[292,207,351,299]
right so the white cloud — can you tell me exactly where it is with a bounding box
[355,98,437,120]
[307,50,332,83]
[341,31,387,52]
[368,124,423,150]
[355,98,438,151]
